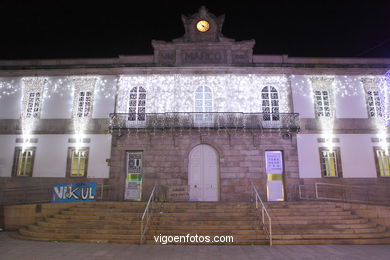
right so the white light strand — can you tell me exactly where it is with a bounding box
[118,74,290,114]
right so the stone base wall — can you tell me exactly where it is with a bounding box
[109,130,300,202]
[0,177,110,205]
[299,178,390,204]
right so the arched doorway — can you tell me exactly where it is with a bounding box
[188,144,219,201]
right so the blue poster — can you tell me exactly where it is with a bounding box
[51,182,96,203]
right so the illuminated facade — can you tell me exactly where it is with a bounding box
[0,7,389,203]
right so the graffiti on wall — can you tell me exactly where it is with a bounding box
[51,182,96,203]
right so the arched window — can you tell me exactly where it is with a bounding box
[195,86,213,124]
[128,86,146,121]
[261,86,279,121]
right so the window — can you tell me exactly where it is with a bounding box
[77,91,92,118]
[366,90,383,118]
[67,148,89,177]
[12,147,36,177]
[319,147,342,177]
[128,87,146,121]
[194,86,213,124]
[261,86,279,121]
[374,148,390,177]
[26,92,41,118]
[314,90,332,117]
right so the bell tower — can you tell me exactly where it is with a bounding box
[152,6,255,66]
[180,6,225,42]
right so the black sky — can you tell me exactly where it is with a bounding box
[0,0,389,59]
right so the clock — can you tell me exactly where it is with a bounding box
[196,20,210,32]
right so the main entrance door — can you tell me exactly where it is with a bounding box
[188,144,219,201]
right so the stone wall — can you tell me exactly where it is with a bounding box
[0,177,110,205]
[109,130,299,202]
[299,178,390,204]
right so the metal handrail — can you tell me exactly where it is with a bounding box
[251,181,272,246]
[140,183,157,244]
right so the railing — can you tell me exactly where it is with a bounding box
[0,183,112,205]
[109,112,300,132]
[140,183,157,244]
[251,181,272,246]
[299,182,390,205]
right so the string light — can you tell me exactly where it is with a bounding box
[118,74,290,114]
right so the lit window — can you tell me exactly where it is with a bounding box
[26,92,41,118]
[320,148,341,177]
[261,86,279,121]
[194,86,213,124]
[375,149,390,177]
[314,90,332,117]
[68,148,88,177]
[77,91,92,118]
[128,87,146,121]
[13,147,35,177]
[366,90,383,118]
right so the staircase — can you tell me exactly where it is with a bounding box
[146,202,267,245]
[16,202,146,244]
[267,201,390,245]
[13,201,390,245]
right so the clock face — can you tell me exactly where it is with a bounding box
[196,20,210,32]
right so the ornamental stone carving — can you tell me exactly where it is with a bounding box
[152,6,255,66]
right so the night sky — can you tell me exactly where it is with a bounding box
[0,0,389,60]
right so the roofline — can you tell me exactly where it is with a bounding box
[0,55,389,70]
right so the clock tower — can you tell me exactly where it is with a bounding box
[152,6,255,66]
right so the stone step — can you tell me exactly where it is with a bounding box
[157,208,254,214]
[45,218,141,225]
[265,201,336,206]
[271,215,360,221]
[268,210,352,216]
[267,207,344,213]
[145,233,269,245]
[272,225,386,235]
[273,238,390,245]
[155,203,253,209]
[61,210,143,217]
[148,224,258,230]
[19,228,140,241]
[272,231,390,240]
[153,212,257,218]
[143,238,269,245]
[272,222,378,230]
[151,220,257,226]
[28,225,140,235]
[266,203,338,209]
[65,208,144,213]
[154,217,258,223]
[146,229,265,236]
[53,214,140,221]
[272,218,368,225]
[37,221,137,230]
[11,232,140,244]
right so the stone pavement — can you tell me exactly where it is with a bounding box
[1,231,390,260]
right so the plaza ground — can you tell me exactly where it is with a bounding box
[1,231,390,260]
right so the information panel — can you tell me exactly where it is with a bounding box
[265,151,283,174]
[125,152,142,200]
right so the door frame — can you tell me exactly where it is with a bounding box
[188,144,220,201]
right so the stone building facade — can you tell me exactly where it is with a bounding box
[0,7,389,206]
